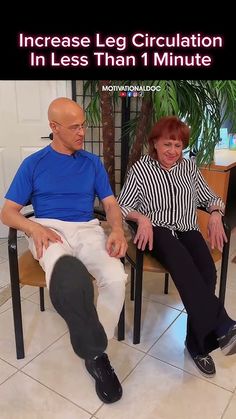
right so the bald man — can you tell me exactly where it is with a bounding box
[1,97,128,404]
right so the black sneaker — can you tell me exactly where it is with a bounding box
[218,324,236,356]
[85,353,122,403]
[185,346,216,378]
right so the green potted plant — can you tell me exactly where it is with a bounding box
[83,80,236,185]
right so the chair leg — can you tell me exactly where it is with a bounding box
[117,304,125,341]
[219,228,231,305]
[133,250,144,344]
[9,258,25,359]
[11,281,25,359]
[164,273,169,294]
[130,266,135,301]
[8,228,25,359]
[39,287,45,311]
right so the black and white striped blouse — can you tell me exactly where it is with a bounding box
[118,155,225,232]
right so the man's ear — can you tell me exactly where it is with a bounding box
[49,121,57,132]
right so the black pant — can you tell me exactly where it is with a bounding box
[151,227,234,355]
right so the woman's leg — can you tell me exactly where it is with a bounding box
[177,230,234,355]
[151,227,234,355]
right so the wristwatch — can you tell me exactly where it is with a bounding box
[210,209,224,216]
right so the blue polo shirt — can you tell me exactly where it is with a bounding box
[5,145,113,221]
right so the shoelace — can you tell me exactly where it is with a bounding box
[196,355,212,366]
[96,354,114,376]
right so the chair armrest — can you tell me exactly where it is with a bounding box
[8,226,20,286]
[23,210,34,219]
[125,220,138,235]
[197,206,208,214]
[8,210,35,287]
[94,206,106,221]
[8,227,17,253]
[8,210,34,253]
[8,209,35,255]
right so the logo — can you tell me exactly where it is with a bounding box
[119,92,127,97]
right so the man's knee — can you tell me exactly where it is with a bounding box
[96,266,128,289]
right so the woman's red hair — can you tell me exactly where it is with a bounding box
[148,116,190,159]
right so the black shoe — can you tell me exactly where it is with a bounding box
[85,353,122,403]
[185,345,216,378]
[218,324,236,356]
[49,255,107,359]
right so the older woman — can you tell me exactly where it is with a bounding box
[118,116,236,377]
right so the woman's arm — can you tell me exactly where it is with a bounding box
[194,164,227,251]
[118,168,153,251]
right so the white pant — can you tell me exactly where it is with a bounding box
[27,217,128,339]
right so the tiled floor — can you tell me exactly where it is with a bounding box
[0,233,236,418]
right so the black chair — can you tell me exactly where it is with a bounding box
[125,208,231,344]
[8,208,125,359]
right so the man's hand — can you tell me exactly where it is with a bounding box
[134,215,153,251]
[29,223,63,259]
[106,228,128,258]
[207,212,227,252]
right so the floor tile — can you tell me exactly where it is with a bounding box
[25,287,55,311]
[224,287,236,319]
[149,313,236,391]
[0,261,10,288]
[0,245,7,260]
[0,371,91,418]
[96,355,232,419]
[23,334,144,414]
[141,272,184,311]
[20,285,40,299]
[0,359,17,385]
[0,299,67,368]
[122,297,181,352]
[0,236,236,418]
[224,262,236,292]
[0,241,7,260]
[0,296,11,314]
[223,394,236,419]
[0,255,7,264]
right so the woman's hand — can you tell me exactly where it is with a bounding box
[207,212,227,252]
[134,215,153,251]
